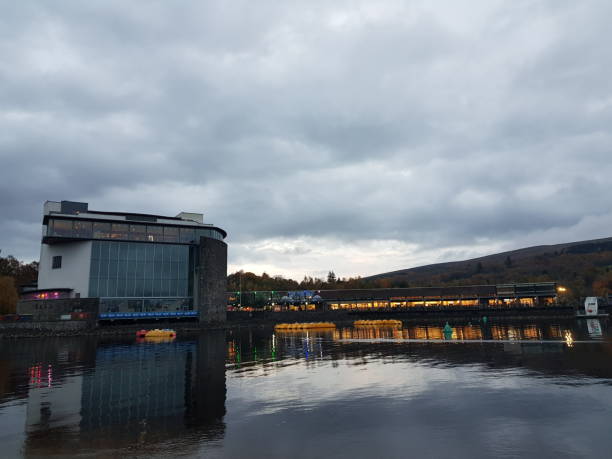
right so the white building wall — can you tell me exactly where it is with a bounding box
[38,241,92,297]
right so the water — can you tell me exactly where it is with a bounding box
[1,318,612,458]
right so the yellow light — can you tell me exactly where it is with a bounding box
[558,286,567,293]
[564,331,574,347]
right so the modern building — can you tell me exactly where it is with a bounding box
[32,200,227,322]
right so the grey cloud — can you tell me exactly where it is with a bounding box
[1,0,611,276]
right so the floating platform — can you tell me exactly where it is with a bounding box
[136,328,176,338]
[354,320,403,327]
[274,322,336,330]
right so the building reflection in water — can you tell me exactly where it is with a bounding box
[226,320,612,380]
[22,331,226,456]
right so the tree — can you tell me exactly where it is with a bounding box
[0,253,38,287]
[0,276,18,314]
[504,256,512,268]
[327,271,336,284]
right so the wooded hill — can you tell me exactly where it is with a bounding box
[364,236,612,300]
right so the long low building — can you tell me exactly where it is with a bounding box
[318,283,559,310]
[228,282,560,310]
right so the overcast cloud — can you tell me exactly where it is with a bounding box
[1,0,612,278]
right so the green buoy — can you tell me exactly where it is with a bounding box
[443,322,453,339]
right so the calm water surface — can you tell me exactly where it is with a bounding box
[1,319,612,458]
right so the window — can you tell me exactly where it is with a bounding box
[73,220,92,238]
[52,255,62,269]
[163,226,179,243]
[146,225,163,242]
[93,222,111,239]
[129,224,147,241]
[51,219,73,237]
[111,223,129,240]
[180,227,195,243]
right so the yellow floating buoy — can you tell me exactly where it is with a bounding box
[354,319,402,327]
[274,322,336,330]
[143,328,176,338]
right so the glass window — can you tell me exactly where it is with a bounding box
[134,278,144,297]
[107,278,117,297]
[118,242,128,260]
[90,258,100,277]
[129,224,147,241]
[128,299,142,312]
[144,261,154,279]
[153,244,164,262]
[111,223,129,240]
[99,242,110,260]
[52,255,62,269]
[52,219,73,237]
[73,220,92,238]
[178,279,188,296]
[93,222,111,239]
[136,243,147,261]
[164,226,179,243]
[100,259,109,278]
[88,242,194,301]
[146,225,163,242]
[159,278,169,297]
[143,279,153,297]
[116,278,126,297]
[162,261,172,278]
[126,258,137,278]
[136,261,145,279]
[180,228,195,244]
[117,259,127,277]
[89,278,98,297]
[98,279,108,297]
[109,242,119,260]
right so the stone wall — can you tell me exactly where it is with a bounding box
[17,298,99,323]
[197,237,227,323]
[0,320,93,335]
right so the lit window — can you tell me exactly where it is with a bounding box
[52,256,62,269]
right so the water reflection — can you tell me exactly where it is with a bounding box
[1,320,612,458]
[0,332,226,457]
[226,320,612,380]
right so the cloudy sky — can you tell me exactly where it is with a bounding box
[1,0,611,279]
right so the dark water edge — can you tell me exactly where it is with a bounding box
[1,318,612,458]
[0,306,585,339]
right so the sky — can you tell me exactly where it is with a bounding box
[1,0,612,280]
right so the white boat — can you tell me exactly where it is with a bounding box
[576,297,609,318]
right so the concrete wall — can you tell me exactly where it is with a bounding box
[38,241,92,297]
[197,237,227,323]
[17,298,99,322]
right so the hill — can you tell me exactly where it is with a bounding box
[364,237,612,300]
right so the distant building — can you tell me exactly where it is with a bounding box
[29,200,227,322]
[227,283,560,310]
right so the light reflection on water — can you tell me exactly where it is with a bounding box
[1,319,612,458]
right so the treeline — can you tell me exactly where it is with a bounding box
[227,270,392,293]
[228,246,612,302]
[0,253,38,314]
[365,250,612,301]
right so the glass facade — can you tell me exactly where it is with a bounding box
[47,218,225,242]
[89,241,195,313]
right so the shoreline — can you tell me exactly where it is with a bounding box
[0,308,597,339]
